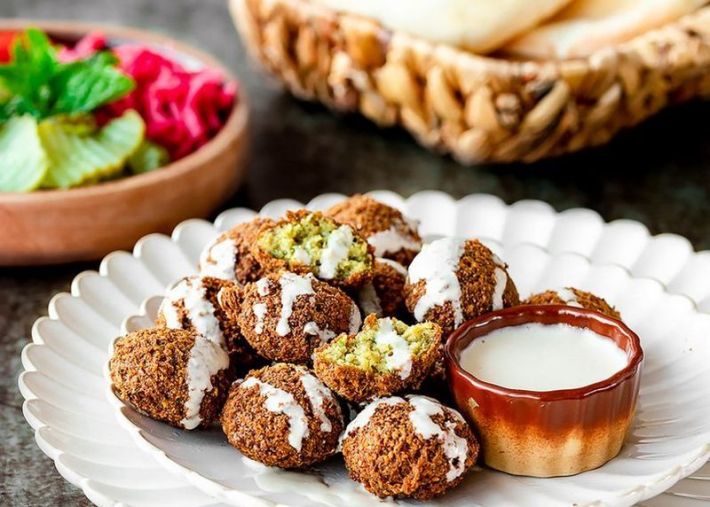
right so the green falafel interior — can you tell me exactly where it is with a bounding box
[320,316,440,375]
[257,211,373,281]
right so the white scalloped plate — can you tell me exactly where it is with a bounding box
[18,191,710,507]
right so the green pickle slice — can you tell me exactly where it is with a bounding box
[128,139,169,174]
[40,110,145,189]
[0,116,49,192]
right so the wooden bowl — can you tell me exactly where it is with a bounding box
[0,20,249,266]
[231,0,710,163]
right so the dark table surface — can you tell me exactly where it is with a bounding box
[1,0,709,505]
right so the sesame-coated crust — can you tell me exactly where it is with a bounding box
[523,288,622,320]
[252,209,375,289]
[155,276,258,366]
[312,322,442,403]
[341,401,479,500]
[325,194,421,266]
[220,363,344,469]
[404,239,520,336]
[223,272,359,363]
[109,327,231,429]
[202,217,275,284]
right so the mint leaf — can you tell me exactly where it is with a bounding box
[0,28,134,120]
[51,52,134,115]
[0,29,57,118]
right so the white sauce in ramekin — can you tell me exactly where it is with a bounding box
[460,323,628,391]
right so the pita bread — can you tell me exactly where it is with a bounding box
[311,0,574,53]
[504,0,709,59]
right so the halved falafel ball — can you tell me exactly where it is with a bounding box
[523,287,621,319]
[253,210,374,289]
[109,327,231,430]
[356,258,408,318]
[221,363,344,469]
[199,217,275,285]
[325,194,422,266]
[155,275,256,365]
[220,271,362,364]
[313,315,441,403]
[341,395,478,500]
[404,238,519,335]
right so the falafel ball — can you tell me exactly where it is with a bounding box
[404,238,519,335]
[341,395,479,500]
[220,271,362,364]
[523,287,621,319]
[221,363,344,468]
[356,258,407,318]
[155,275,257,366]
[326,194,422,266]
[109,327,231,430]
[313,315,441,403]
[252,209,374,289]
[199,217,275,285]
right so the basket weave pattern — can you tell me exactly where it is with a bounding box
[232,0,710,163]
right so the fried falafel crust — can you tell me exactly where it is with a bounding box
[155,276,254,361]
[404,239,520,335]
[221,363,344,469]
[222,272,359,363]
[109,327,231,429]
[341,400,478,500]
[356,258,407,318]
[523,288,621,319]
[326,194,421,266]
[201,217,275,284]
[252,209,374,289]
[313,319,442,403]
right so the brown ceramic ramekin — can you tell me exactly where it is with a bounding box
[445,305,643,477]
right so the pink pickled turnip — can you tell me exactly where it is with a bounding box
[58,32,107,62]
[101,43,236,160]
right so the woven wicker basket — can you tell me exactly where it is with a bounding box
[231,0,710,163]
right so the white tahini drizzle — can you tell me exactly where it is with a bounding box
[256,278,271,296]
[160,276,225,347]
[349,303,362,334]
[181,335,230,429]
[490,254,509,311]
[367,226,422,257]
[407,395,468,482]
[298,367,340,433]
[241,377,309,451]
[319,225,354,280]
[374,318,413,379]
[377,257,408,277]
[303,321,337,344]
[199,236,238,282]
[277,273,315,336]
[340,396,405,444]
[408,238,466,327]
[358,282,383,317]
[293,246,312,265]
[557,287,582,307]
[253,303,267,334]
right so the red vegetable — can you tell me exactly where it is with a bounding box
[0,31,18,63]
[58,31,107,62]
[101,44,236,160]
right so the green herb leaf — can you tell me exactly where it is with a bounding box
[0,28,134,120]
[0,29,57,118]
[51,52,135,115]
